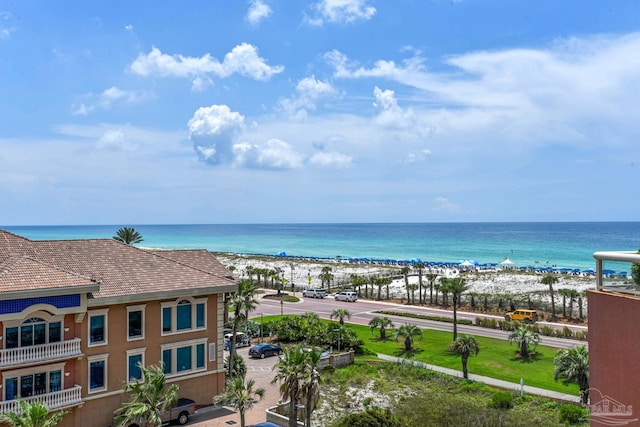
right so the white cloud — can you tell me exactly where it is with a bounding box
[278,75,340,118]
[246,0,272,25]
[72,86,148,115]
[404,149,431,163]
[309,151,352,168]
[233,139,304,169]
[433,196,461,214]
[130,44,284,89]
[188,105,245,164]
[96,129,135,151]
[0,11,15,39]
[306,0,376,26]
[124,24,133,32]
[372,86,432,138]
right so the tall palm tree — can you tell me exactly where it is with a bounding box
[414,262,426,304]
[449,334,480,379]
[319,266,333,291]
[407,283,418,305]
[565,288,579,320]
[368,316,394,339]
[508,326,540,359]
[0,400,67,427]
[541,273,559,320]
[373,276,385,300]
[113,363,178,427]
[426,273,438,305]
[444,277,469,341]
[300,348,322,427]
[330,308,351,325]
[214,376,265,427]
[228,279,257,377]
[554,345,589,405]
[113,227,144,245]
[400,266,410,304]
[393,323,423,352]
[271,346,309,427]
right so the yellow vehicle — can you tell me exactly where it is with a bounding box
[504,309,539,323]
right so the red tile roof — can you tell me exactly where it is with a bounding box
[0,230,236,300]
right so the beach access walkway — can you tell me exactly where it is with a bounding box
[377,353,581,403]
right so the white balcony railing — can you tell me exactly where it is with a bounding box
[0,338,82,367]
[0,385,83,413]
[594,251,640,295]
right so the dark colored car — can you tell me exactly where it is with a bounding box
[248,343,283,359]
[113,398,196,426]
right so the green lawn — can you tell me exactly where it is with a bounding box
[258,314,580,396]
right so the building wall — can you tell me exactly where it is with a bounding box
[588,290,640,424]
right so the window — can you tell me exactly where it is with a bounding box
[5,318,62,349]
[126,348,145,382]
[208,343,216,362]
[161,298,206,335]
[88,309,109,347]
[3,363,64,401]
[127,305,145,341]
[160,338,207,376]
[88,354,108,393]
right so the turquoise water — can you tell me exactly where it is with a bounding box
[4,222,639,271]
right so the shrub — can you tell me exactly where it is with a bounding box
[558,404,587,424]
[561,326,573,338]
[489,391,514,409]
[540,325,555,336]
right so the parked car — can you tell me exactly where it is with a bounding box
[224,332,251,350]
[113,397,196,427]
[248,343,283,359]
[335,290,358,302]
[504,309,539,323]
[302,288,327,298]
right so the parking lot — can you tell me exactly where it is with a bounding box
[188,343,283,426]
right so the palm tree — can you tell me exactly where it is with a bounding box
[271,346,309,427]
[554,345,589,405]
[113,363,178,427]
[113,227,144,244]
[330,308,351,325]
[0,400,67,427]
[300,348,322,427]
[508,326,540,359]
[632,248,640,286]
[214,376,265,427]
[565,289,579,320]
[407,283,418,304]
[393,323,423,352]
[541,273,559,320]
[414,262,426,304]
[319,266,333,291]
[449,334,480,379]
[369,316,394,339]
[228,279,257,377]
[374,276,386,300]
[400,266,410,304]
[426,273,438,305]
[444,277,469,341]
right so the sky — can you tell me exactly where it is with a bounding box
[1,0,639,225]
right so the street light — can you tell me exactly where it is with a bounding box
[259,312,263,344]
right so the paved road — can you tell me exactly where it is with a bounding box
[254,292,587,349]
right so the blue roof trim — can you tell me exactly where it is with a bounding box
[0,294,81,315]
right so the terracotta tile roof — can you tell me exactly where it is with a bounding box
[0,230,236,300]
[149,249,235,280]
[0,256,95,293]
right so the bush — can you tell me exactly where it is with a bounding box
[489,391,514,409]
[558,404,587,424]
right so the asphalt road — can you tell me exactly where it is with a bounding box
[253,292,587,350]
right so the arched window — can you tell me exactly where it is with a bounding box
[5,317,61,349]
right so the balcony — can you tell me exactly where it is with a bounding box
[593,251,640,296]
[0,338,82,368]
[0,385,83,413]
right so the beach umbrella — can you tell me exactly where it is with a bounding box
[500,258,515,265]
[459,260,474,267]
[277,251,287,257]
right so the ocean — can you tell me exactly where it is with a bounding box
[3,222,639,272]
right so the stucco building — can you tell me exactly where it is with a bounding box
[0,229,236,427]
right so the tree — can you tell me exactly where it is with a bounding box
[0,400,67,427]
[407,284,418,305]
[369,316,395,339]
[228,279,258,377]
[426,273,438,305]
[554,345,589,405]
[393,323,423,352]
[330,308,351,325]
[271,346,310,427]
[113,227,144,245]
[400,266,411,304]
[449,334,480,379]
[214,376,265,427]
[300,348,322,427]
[508,326,540,359]
[414,262,426,304]
[113,363,178,427]
[631,248,640,286]
[224,353,247,379]
[443,277,469,341]
[541,273,559,321]
[319,266,333,291]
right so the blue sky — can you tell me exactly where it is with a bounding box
[1,0,639,225]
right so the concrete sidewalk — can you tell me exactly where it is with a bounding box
[377,353,580,403]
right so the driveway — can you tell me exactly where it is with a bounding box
[188,343,283,426]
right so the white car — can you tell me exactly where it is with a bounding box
[335,290,358,302]
[303,288,327,298]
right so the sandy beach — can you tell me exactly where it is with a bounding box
[213,253,605,301]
